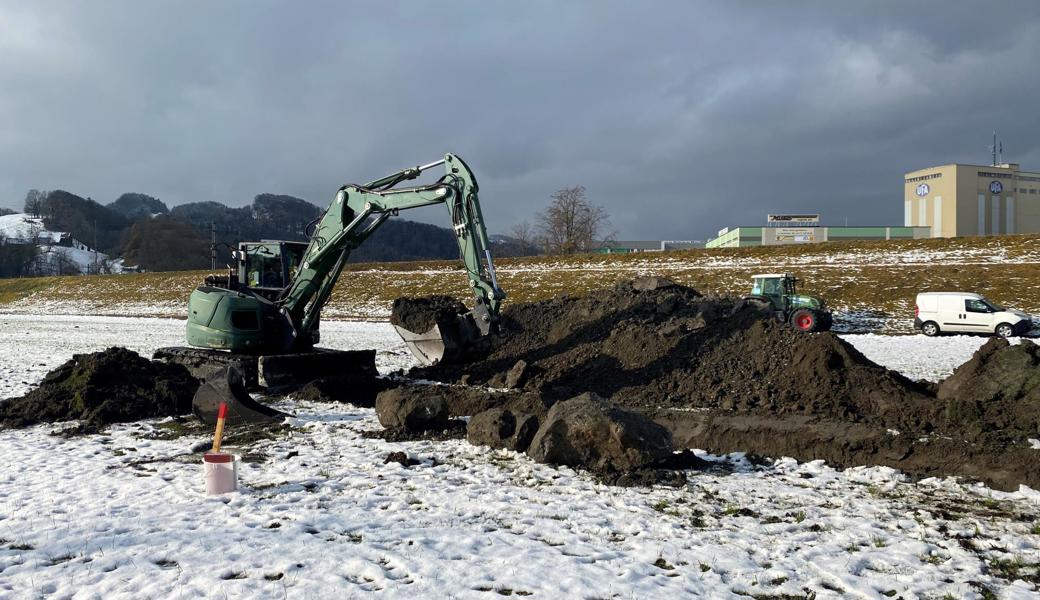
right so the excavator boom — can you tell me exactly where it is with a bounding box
[279,153,504,356]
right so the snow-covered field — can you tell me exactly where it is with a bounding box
[1,315,1038,599]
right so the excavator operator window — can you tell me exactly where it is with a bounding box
[246,246,284,289]
[283,244,306,282]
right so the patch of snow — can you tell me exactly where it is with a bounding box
[0,212,62,243]
[0,316,1037,598]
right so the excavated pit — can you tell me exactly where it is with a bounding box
[400,279,1040,490]
[0,347,198,434]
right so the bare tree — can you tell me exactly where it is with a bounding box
[536,186,613,255]
[510,220,538,255]
[23,189,47,218]
[51,250,82,276]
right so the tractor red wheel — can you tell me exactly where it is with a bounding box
[791,309,816,332]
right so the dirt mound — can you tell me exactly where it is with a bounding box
[937,338,1040,438]
[403,280,1040,490]
[390,295,466,333]
[0,347,198,433]
[412,279,933,426]
[291,374,392,408]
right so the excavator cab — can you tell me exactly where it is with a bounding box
[239,241,307,299]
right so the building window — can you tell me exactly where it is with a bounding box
[904,172,943,183]
[978,194,986,235]
[1031,189,1037,194]
[992,196,1001,235]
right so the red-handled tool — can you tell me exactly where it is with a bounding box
[211,402,228,453]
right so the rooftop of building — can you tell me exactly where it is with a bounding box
[905,162,1039,176]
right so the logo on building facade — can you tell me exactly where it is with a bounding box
[916,183,930,196]
[989,180,1003,194]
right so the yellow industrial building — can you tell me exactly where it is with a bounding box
[904,162,1040,237]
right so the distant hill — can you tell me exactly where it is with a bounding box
[36,190,127,254]
[2,188,468,275]
[170,194,458,268]
[122,215,210,271]
[107,193,169,220]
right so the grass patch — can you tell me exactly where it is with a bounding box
[3,235,1039,329]
[989,555,1040,583]
[653,557,674,570]
[48,553,75,565]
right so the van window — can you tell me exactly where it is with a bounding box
[965,298,991,313]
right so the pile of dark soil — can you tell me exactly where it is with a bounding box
[390,295,466,333]
[412,279,935,425]
[937,337,1040,437]
[403,279,1040,490]
[291,374,393,408]
[0,347,198,433]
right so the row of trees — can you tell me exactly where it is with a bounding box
[510,185,614,256]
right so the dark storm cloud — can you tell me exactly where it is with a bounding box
[1,1,1038,239]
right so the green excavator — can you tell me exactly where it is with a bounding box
[156,153,505,423]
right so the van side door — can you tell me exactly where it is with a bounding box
[963,298,995,333]
[938,296,967,332]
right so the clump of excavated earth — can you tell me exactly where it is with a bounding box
[386,277,1040,490]
[0,347,198,434]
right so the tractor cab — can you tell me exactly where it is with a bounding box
[238,241,308,301]
[750,273,798,312]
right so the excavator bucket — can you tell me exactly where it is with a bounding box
[192,366,290,425]
[394,314,482,366]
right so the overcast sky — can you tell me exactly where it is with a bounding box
[2,1,1038,240]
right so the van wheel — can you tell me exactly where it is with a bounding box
[922,321,940,337]
[995,323,1015,338]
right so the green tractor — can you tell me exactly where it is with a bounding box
[740,273,832,332]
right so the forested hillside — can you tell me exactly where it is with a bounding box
[6,189,462,274]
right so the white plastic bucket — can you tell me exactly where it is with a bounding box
[203,452,238,494]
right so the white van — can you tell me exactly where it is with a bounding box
[914,292,1032,337]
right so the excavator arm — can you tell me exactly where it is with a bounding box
[278,153,505,356]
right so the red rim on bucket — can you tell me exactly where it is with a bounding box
[204,452,233,463]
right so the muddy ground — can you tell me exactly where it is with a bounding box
[403,278,1040,491]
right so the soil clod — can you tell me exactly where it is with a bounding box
[0,347,198,434]
[390,295,467,334]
